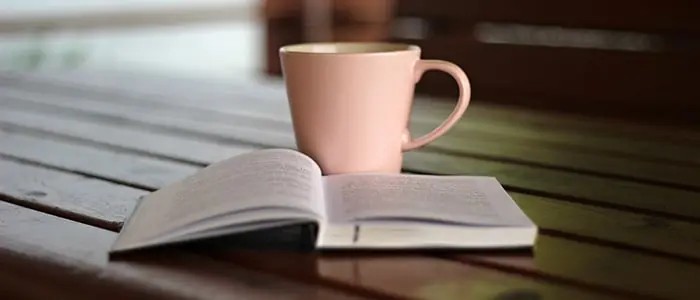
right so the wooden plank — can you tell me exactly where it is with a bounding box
[2,71,696,296]
[0,204,172,299]
[404,151,700,221]
[0,161,618,299]
[0,201,115,266]
[213,251,625,300]
[7,71,700,145]
[396,0,700,33]
[106,250,370,300]
[413,100,700,166]
[5,144,699,264]
[453,235,700,300]
[5,143,700,259]
[5,86,700,190]
[0,128,199,190]
[2,128,699,299]
[414,97,700,148]
[0,158,145,230]
[425,135,699,191]
[2,101,699,222]
[0,74,291,127]
[0,104,258,166]
[0,202,365,300]
[411,127,700,191]
[510,193,700,262]
[4,92,699,190]
[6,71,700,148]
[0,94,294,150]
[0,71,289,102]
[5,73,699,173]
[0,247,175,300]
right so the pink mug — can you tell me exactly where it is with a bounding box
[280,42,471,174]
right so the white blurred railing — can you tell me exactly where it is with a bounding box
[0,2,255,34]
[0,1,262,76]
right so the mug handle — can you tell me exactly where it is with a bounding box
[402,60,471,151]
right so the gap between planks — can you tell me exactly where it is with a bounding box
[1,103,699,224]
[4,93,699,192]
[5,145,696,260]
[0,86,698,190]
[3,71,700,155]
[1,139,700,298]
[0,202,375,300]
[1,72,700,296]
[3,83,699,177]
[0,172,617,300]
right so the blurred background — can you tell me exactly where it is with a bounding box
[1,0,262,77]
[2,0,698,124]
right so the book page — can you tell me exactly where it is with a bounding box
[113,149,323,251]
[323,174,531,226]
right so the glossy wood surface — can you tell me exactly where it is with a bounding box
[1,71,698,299]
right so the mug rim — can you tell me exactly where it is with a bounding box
[280,42,420,55]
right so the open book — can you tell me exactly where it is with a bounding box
[111,149,536,253]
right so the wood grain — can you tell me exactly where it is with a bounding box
[413,101,700,167]
[2,101,699,222]
[4,73,699,176]
[413,130,700,190]
[0,95,294,151]
[455,234,700,300]
[5,71,700,173]
[4,92,699,190]
[419,99,700,148]
[403,151,700,222]
[212,251,623,300]
[108,250,370,300]
[2,71,699,299]
[0,158,144,230]
[0,247,177,300]
[0,153,619,299]
[1,126,698,299]
[5,144,699,262]
[0,201,366,300]
[510,193,700,261]
[0,127,199,189]
[0,201,115,265]
[6,72,700,150]
[0,103,258,166]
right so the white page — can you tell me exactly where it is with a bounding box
[317,221,537,249]
[323,174,531,226]
[113,149,324,251]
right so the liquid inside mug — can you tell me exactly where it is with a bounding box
[280,42,471,174]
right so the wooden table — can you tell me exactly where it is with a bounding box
[1,71,698,300]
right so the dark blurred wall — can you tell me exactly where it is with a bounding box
[263,0,394,74]
[263,0,700,125]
